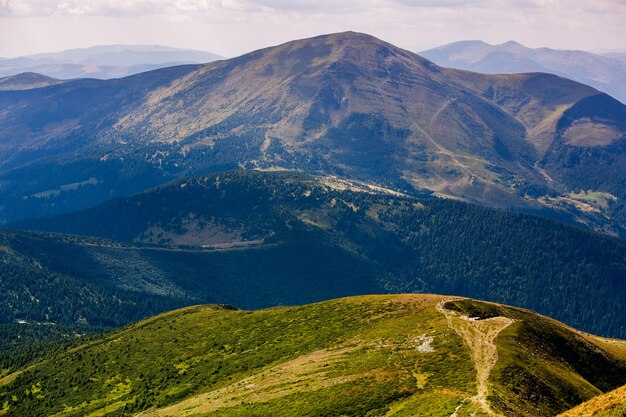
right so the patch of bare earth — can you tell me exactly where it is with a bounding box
[562,119,622,147]
[135,215,264,247]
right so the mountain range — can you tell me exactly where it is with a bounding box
[1,32,626,238]
[1,31,626,416]
[1,295,625,416]
[419,40,626,104]
[0,44,222,80]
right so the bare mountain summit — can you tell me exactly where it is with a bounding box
[1,32,625,235]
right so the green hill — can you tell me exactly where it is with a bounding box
[14,170,626,339]
[1,295,625,417]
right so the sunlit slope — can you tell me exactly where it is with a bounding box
[558,384,626,417]
[1,295,625,417]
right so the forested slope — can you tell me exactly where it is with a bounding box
[14,170,626,338]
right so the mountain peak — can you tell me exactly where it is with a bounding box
[264,31,402,58]
[500,40,523,47]
[498,40,528,51]
[318,30,385,44]
[246,30,436,79]
[0,71,62,90]
[2,71,58,81]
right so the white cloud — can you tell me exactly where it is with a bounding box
[1,0,224,16]
[0,0,374,16]
[390,0,484,7]
[0,0,624,58]
[2,0,625,16]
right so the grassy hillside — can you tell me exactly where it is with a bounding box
[558,384,626,417]
[0,295,624,417]
[14,170,626,339]
[445,300,626,416]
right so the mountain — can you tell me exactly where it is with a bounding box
[419,40,626,104]
[12,170,626,339]
[1,32,626,238]
[0,72,64,91]
[0,44,223,79]
[1,295,625,417]
[602,52,626,62]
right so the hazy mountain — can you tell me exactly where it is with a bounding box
[2,295,625,417]
[419,40,626,104]
[0,44,222,79]
[599,51,626,61]
[12,170,626,338]
[0,72,64,91]
[1,32,626,237]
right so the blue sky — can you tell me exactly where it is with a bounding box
[1,0,625,57]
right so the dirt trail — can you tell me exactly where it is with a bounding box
[430,99,456,125]
[411,122,477,185]
[437,300,514,417]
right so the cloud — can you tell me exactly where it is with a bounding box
[0,0,223,16]
[235,0,367,12]
[390,0,484,7]
[2,0,624,17]
[0,0,624,59]
[390,0,626,13]
[0,0,331,16]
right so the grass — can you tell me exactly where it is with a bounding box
[1,295,625,417]
[445,299,626,417]
[0,295,472,417]
[558,384,626,417]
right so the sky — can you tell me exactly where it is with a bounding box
[1,0,625,58]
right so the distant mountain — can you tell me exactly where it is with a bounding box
[0,72,63,90]
[600,51,626,61]
[0,44,223,79]
[1,32,626,237]
[13,170,626,338]
[2,295,625,417]
[419,40,626,104]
